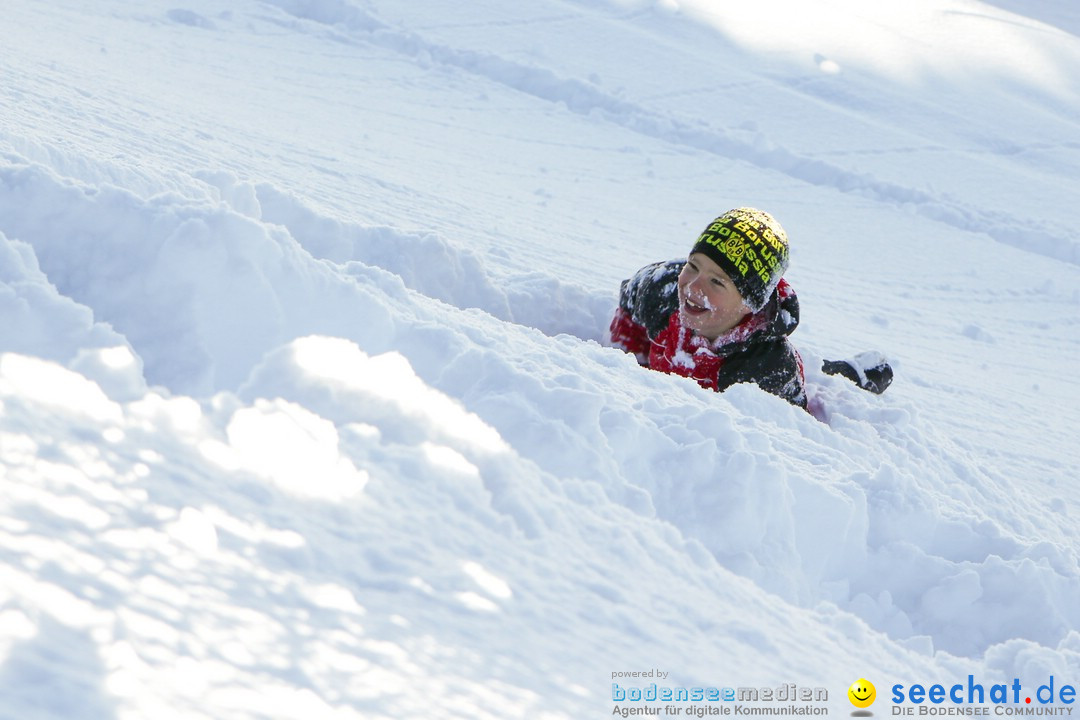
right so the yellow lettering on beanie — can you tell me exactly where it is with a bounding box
[698,230,771,284]
[695,210,789,292]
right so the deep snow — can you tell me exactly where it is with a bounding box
[2,0,1080,718]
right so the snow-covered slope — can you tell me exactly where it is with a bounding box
[2,0,1080,718]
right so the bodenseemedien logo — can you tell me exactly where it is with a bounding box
[609,674,829,717]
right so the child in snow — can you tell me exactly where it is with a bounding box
[609,207,808,408]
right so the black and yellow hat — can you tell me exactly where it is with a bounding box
[690,207,790,312]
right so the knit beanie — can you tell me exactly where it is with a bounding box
[689,207,790,312]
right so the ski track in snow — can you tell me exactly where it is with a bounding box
[3,1,1080,717]
[263,0,1080,267]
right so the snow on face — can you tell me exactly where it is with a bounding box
[677,253,751,340]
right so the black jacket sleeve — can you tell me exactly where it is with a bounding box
[716,339,807,408]
[617,260,684,340]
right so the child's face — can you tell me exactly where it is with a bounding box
[677,253,750,340]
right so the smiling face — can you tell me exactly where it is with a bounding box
[677,253,750,341]
[848,679,876,709]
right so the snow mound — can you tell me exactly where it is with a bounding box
[4,152,1078,663]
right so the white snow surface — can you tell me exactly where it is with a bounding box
[3,0,1080,717]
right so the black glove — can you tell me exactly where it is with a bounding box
[822,356,893,394]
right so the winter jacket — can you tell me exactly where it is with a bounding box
[609,260,807,408]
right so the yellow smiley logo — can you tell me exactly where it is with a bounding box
[848,679,876,709]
